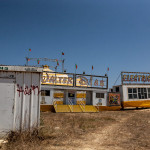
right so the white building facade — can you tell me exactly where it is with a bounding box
[112,72,150,108]
[40,68,108,112]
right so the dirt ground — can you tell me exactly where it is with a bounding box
[1,108,150,150]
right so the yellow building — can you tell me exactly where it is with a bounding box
[40,65,109,112]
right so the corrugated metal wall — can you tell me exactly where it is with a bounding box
[0,71,41,135]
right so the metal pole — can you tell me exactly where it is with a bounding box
[62,59,64,72]
[26,57,28,66]
[55,66,57,72]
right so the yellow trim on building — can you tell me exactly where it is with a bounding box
[40,104,121,112]
[55,101,63,105]
[40,105,54,112]
[53,100,86,105]
[122,100,150,108]
[76,100,86,105]
[53,93,86,98]
[96,106,121,111]
[76,93,86,98]
[54,93,64,98]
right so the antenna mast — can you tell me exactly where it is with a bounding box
[25,57,65,72]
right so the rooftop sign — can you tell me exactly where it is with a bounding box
[76,74,107,89]
[121,72,150,85]
[42,72,108,89]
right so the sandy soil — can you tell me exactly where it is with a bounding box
[2,108,150,150]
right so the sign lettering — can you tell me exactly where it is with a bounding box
[122,72,150,84]
[42,72,108,89]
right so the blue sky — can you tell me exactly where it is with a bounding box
[0,0,150,87]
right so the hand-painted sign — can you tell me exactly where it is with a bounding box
[42,73,74,86]
[42,72,108,89]
[122,72,150,84]
[76,75,107,88]
[109,93,120,106]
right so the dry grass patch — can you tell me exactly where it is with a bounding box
[1,112,117,150]
[3,110,149,150]
[2,130,45,150]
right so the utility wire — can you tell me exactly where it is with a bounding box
[113,72,121,86]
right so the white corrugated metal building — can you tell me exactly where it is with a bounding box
[0,65,42,136]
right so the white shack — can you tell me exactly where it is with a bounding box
[0,65,42,136]
[112,71,150,108]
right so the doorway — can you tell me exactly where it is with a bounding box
[86,91,92,105]
[65,90,76,105]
